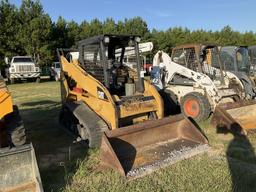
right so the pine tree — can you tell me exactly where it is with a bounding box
[0,0,21,66]
[18,0,52,66]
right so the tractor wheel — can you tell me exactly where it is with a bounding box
[4,105,26,147]
[181,92,211,122]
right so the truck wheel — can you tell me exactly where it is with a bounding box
[36,77,40,83]
[55,75,59,82]
[4,105,26,147]
[181,92,211,122]
[10,78,15,84]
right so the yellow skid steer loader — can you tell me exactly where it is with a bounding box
[0,76,43,192]
[57,35,209,179]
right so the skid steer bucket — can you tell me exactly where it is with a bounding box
[101,115,209,179]
[211,100,256,132]
[0,144,43,192]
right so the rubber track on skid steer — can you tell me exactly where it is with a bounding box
[4,105,26,147]
[65,101,108,148]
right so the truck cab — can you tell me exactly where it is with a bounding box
[6,56,40,84]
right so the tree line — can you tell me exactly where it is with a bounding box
[1,0,256,68]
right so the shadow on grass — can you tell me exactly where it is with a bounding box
[21,100,58,107]
[217,124,256,191]
[20,101,88,192]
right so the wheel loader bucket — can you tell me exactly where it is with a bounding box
[211,100,256,132]
[100,115,209,179]
[0,144,43,192]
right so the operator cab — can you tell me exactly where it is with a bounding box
[78,35,144,97]
[171,44,225,86]
[249,46,256,75]
[220,46,250,74]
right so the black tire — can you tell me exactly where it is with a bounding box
[55,75,59,82]
[180,92,211,122]
[59,105,103,148]
[160,89,180,116]
[36,77,40,83]
[4,105,26,147]
[10,78,15,84]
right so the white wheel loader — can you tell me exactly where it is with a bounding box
[152,44,256,132]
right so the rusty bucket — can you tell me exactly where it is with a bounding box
[100,115,209,179]
[211,100,256,132]
[0,144,43,192]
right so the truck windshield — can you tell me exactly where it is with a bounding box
[13,58,33,63]
[237,48,250,73]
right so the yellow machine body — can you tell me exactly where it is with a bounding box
[58,35,209,178]
[0,78,13,120]
[60,55,163,130]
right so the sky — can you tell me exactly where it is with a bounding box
[9,0,256,32]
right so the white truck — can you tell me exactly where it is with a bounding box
[50,62,61,81]
[5,56,40,84]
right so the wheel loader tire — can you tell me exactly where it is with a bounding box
[60,102,108,148]
[181,92,211,122]
[4,105,26,147]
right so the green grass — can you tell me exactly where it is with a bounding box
[8,81,256,192]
